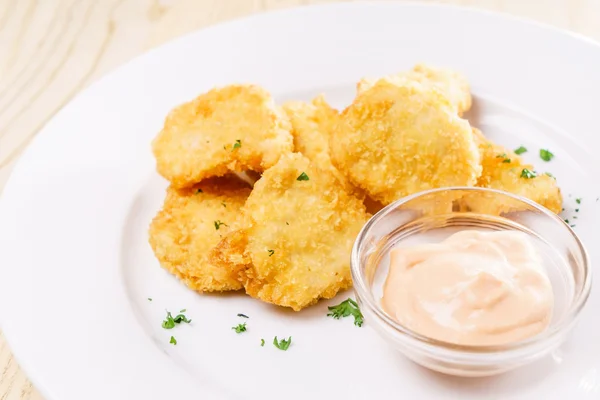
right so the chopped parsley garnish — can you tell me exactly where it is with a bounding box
[173,314,191,324]
[514,146,528,155]
[268,249,275,257]
[232,323,247,333]
[232,139,241,150]
[162,310,192,329]
[237,313,249,318]
[285,222,289,225]
[214,220,227,230]
[162,312,176,329]
[539,149,554,162]
[180,309,186,313]
[576,198,582,204]
[571,224,576,228]
[196,189,203,194]
[147,297,152,301]
[170,336,177,345]
[573,216,578,219]
[273,336,292,351]
[495,153,511,163]
[327,298,364,327]
[565,219,570,224]
[296,172,310,181]
[520,168,537,179]
[575,208,580,212]
[545,172,555,179]
[261,339,265,347]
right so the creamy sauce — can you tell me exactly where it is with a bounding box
[382,230,553,346]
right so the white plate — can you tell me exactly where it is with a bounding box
[1,2,600,399]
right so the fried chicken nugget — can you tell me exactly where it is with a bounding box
[330,80,481,206]
[282,95,339,173]
[149,176,251,292]
[358,64,472,115]
[211,153,369,311]
[464,129,562,214]
[282,96,361,194]
[152,85,294,188]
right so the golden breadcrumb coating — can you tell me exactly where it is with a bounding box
[282,95,339,173]
[211,153,369,311]
[464,129,562,214]
[152,85,294,188]
[330,80,481,205]
[357,64,472,115]
[148,176,251,292]
[282,95,360,195]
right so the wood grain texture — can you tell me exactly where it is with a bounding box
[0,0,598,398]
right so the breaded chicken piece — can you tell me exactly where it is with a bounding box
[152,85,294,188]
[464,129,562,214]
[330,80,481,206]
[282,95,339,173]
[357,64,472,115]
[282,96,359,195]
[149,176,251,292]
[211,153,369,311]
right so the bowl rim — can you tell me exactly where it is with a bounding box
[351,186,592,354]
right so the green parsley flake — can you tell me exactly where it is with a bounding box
[268,249,275,257]
[502,159,511,163]
[564,219,570,224]
[520,168,537,179]
[576,198,582,204]
[296,172,310,181]
[514,146,528,155]
[214,220,227,230]
[575,208,580,212]
[147,297,152,301]
[327,298,364,327]
[539,149,554,162]
[496,153,507,158]
[232,139,241,151]
[162,312,176,329]
[173,313,191,324]
[162,310,192,329]
[261,338,265,347]
[273,336,292,351]
[545,172,555,179]
[170,336,177,345]
[571,224,577,228]
[232,323,247,333]
[237,313,249,318]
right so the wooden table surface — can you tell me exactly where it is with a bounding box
[1,0,599,398]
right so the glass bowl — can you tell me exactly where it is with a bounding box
[351,187,591,377]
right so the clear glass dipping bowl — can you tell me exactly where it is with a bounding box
[351,187,591,377]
